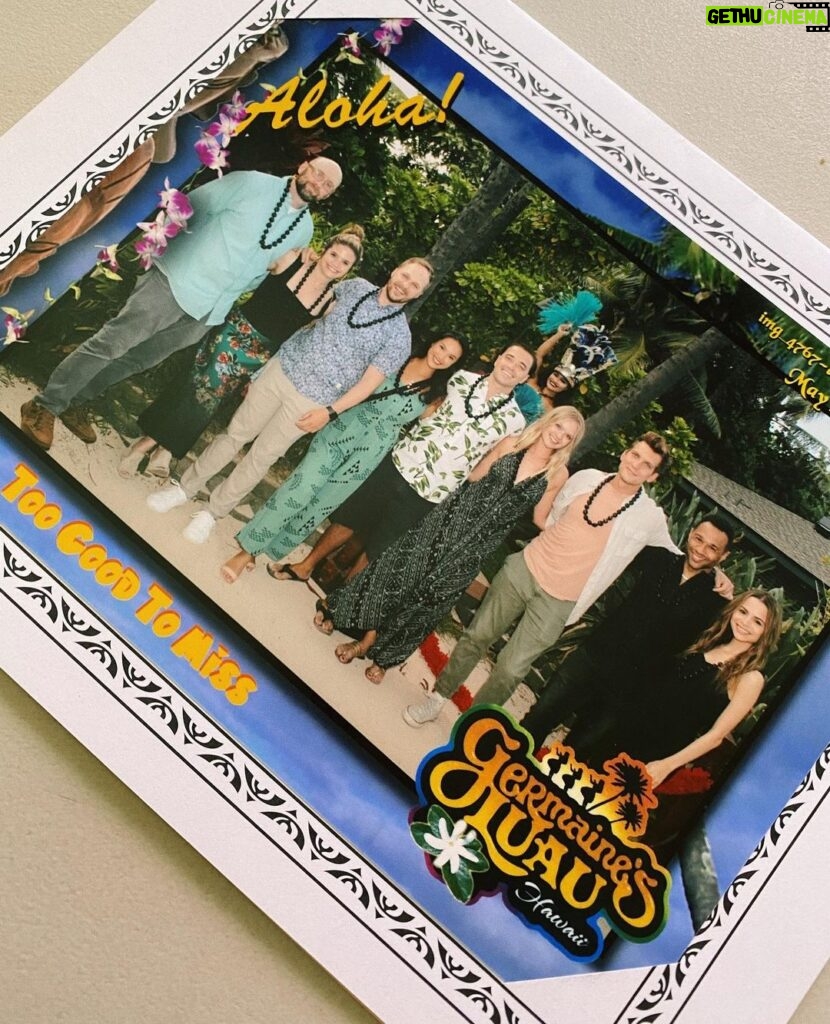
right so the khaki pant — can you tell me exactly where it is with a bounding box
[435,551,575,708]
[179,358,316,519]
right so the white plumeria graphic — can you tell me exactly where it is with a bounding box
[424,818,480,873]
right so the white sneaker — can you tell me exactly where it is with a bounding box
[183,509,216,544]
[402,693,447,727]
[146,481,187,513]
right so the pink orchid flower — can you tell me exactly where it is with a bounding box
[205,112,241,149]
[134,235,169,271]
[341,31,362,57]
[195,133,230,175]
[136,210,181,246]
[91,243,123,281]
[380,19,412,34]
[96,244,120,272]
[372,26,401,56]
[219,90,248,124]
[2,306,33,346]
[158,178,194,228]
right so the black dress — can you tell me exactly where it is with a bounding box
[137,256,325,457]
[525,549,726,752]
[328,450,548,669]
[608,652,731,764]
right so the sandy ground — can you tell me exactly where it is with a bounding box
[0,373,542,779]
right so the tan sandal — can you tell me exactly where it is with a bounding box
[335,641,366,664]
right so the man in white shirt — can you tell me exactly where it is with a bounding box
[278,344,535,582]
[404,432,679,726]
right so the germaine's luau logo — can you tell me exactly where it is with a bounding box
[706,2,830,29]
[411,708,671,962]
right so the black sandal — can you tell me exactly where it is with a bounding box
[267,561,307,582]
[313,598,334,636]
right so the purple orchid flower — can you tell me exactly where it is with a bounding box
[3,307,32,346]
[136,210,181,246]
[380,18,413,34]
[219,90,248,124]
[134,235,169,271]
[96,245,120,272]
[372,26,402,56]
[91,243,123,282]
[205,112,241,149]
[341,31,362,57]
[158,178,194,228]
[195,133,230,175]
[134,210,180,269]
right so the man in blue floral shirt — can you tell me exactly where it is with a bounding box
[148,258,433,543]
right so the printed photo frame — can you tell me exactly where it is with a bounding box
[1,2,830,1024]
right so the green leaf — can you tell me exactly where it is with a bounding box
[410,821,438,853]
[426,804,451,832]
[443,861,474,902]
[459,841,490,874]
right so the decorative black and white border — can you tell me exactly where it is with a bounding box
[614,743,830,1022]
[0,525,547,1024]
[2,2,829,1020]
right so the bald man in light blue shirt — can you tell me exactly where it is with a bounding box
[20,157,342,451]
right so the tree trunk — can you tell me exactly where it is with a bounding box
[576,327,730,458]
[407,158,526,319]
[679,821,721,931]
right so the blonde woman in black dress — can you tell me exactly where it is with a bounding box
[323,406,585,684]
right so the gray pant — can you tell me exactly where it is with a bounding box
[179,357,317,519]
[39,268,210,414]
[435,551,575,708]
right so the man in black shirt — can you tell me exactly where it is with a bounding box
[522,514,735,759]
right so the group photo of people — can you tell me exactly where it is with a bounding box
[1,32,827,895]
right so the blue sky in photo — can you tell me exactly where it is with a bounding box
[371,22,669,242]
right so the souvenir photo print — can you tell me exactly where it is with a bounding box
[1,4,829,1021]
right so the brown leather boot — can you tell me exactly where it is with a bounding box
[59,406,97,444]
[20,399,55,449]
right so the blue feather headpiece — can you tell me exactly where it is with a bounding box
[537,290,602,334]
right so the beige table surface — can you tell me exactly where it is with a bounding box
[2,2,828,1021]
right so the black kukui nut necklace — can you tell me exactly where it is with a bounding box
[463,373,513,421]
[346,288,406,329]
[290,258,333,313]
[582,473,642,527]
[259,180,306,251]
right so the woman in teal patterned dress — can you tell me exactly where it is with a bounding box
[219,335,467,582]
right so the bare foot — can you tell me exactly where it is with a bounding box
[220,551,255,583]
[365,663,386,684]
[335,641,366,664]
